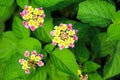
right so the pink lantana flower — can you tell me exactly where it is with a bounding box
[50,23,78,50]
[19,50,44,74]
[20,6,45,31]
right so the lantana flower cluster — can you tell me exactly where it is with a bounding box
[19,50,44,74]
[20,6,45,31]
[50,23,78,50]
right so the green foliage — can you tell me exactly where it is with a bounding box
[89,73,103,80]
[107,11,120,41]
[0,31,17,63]
[83,61,100,73]
[0,0,14,7]
[17,38,42,55]
[44,43,55,54]
[104,42,120,79]
[3,54,26,80]
[12,16,30,40]
[33,0,63,7]
[50,48,79,80]
[92,33,114,57]
[77,0,116,27]
[74,41,89,63]
[1,0,120,80]
[16,0,29,9]
[28,66,47,80]
[47,62,71,80]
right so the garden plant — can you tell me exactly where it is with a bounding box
[0,0,120,80]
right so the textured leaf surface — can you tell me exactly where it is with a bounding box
[89,73,103,80]
[33,0,63,7]
[74,41,89,63]
[92,33,114,57]
[104,42,120,79]
[44,43,55,54]
[0,6,14,21]
[12,16,30,40]
[50,48,79,80]
[0,0,14,7]
[28,67,47,80]
[83,61,100,73]
[17,38,42,55]
[3,54,26,80]
[47,63,71,80]
[0,31,17,62]
[16,0,29,9]
[107,24,120,41]
[77,0,115,27]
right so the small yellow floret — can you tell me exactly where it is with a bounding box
[30,54,35,60]
[67,37,74,43]
[35,56,41,61]
[53,37,60,43]
[61,24,67,31]
[77,70,81,75]
[28,6,33,13]
[54,31,60,37]
[68,30,75,36]
[28,20,34,26]
[33,8,39,15]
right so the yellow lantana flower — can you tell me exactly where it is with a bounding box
[19,50,44,74]
[35,56,41,61]
[28,6,33,13]
[54,31,60,37]
[68,30,75,36]
[61,24,67,31]
[50,23,78,50]
[33,8,39,15]
[30,54,35,60]
[53,37,60,43]
[20,6,45,31]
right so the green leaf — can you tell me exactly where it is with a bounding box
[44,43,55,54]
[0,6,14,22]
[0,21,5,34]
[108,11,120,41]
[92,33,114,57]
[0,0,14,7]
[50,48,79,80]
[107,24,120,41]
[12,16,30,40]
[33,0,63,7]
[28,67,47,80]
[2,31,18,42]
[112,11,120,24]
[74,41,89,63]
[17,38,42,55]
[47,60,71,80]
[77,0,116,27]
[0,63,6,79]
[0,31,17,63]
[83,61,100,73]
[89,73,103,80]
[34,10,53,42]
[48,0,80,11]
[16,0,29,9]
[3,54,26,80]
[104,42,120,79]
